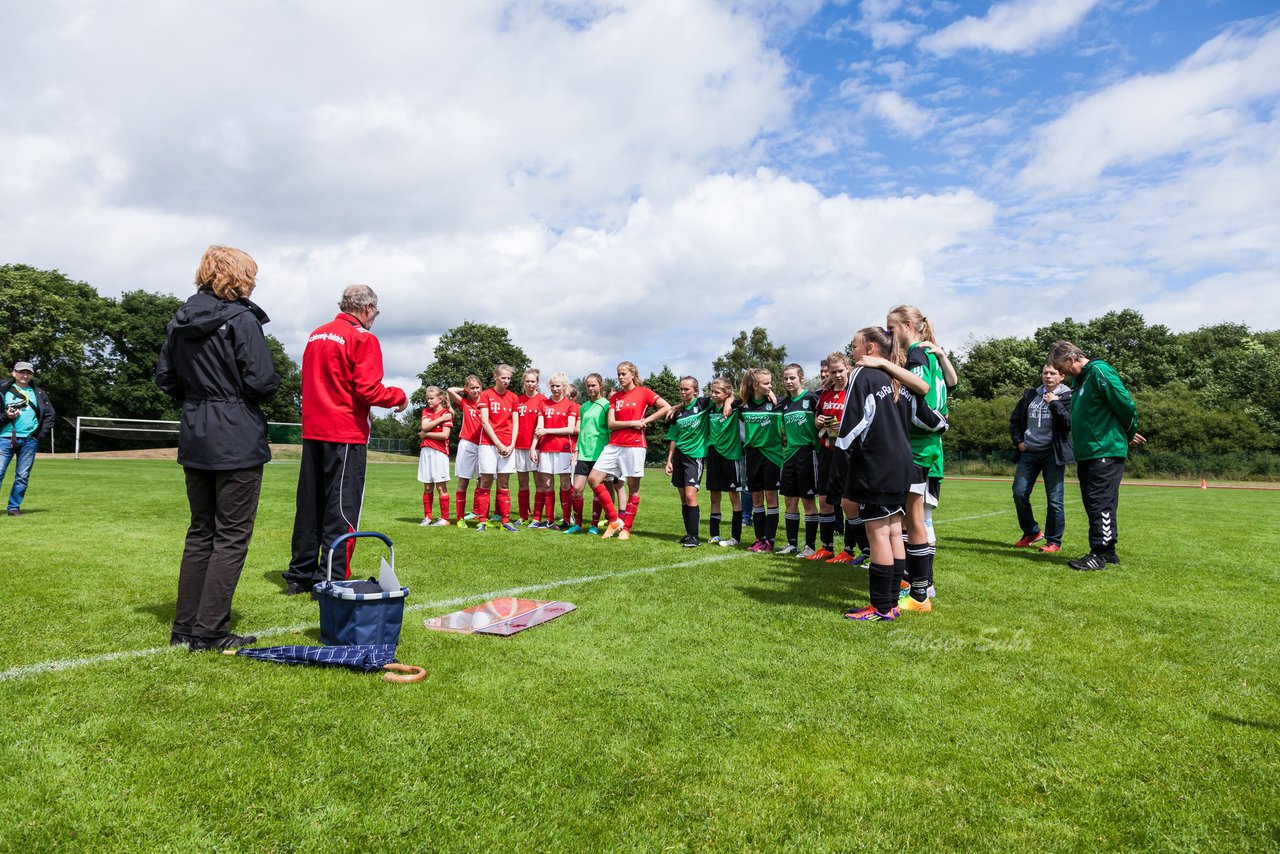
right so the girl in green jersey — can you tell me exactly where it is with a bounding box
[705,377,744,546]
[565,373,612,535]
[738,368,784,552]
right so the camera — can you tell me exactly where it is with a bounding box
[5,398,27,411]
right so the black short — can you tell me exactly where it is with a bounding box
[858,502,904,522]
[823,448,847,504]
[745,447,782,493]
[781,446,819,498]
[670,451,704,489]
[705,447,741,493]
[928,476,942,503]
[574,459,596,479]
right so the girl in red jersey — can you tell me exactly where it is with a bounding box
[417,386,454,526]
[530,371,578,529]
[447,375,484,527]
[588,361,672,540]
[513,368,544,524]
[476,364,521,532]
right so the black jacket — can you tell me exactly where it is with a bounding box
[835,366,919,505]
[156,290,281,470]
[1,380,56,441]
[1010,386,1073,467]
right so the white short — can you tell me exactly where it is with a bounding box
[479,443,516,475]
[417,448,450,484]
[455,440,480,480]
[591,445,646,480]
[537,451,572,476]
[512,449,535,473]
[908,481,940,508]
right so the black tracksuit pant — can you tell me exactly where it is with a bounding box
[175,466,263,641]
[286,440,367,586]
[1077,456,1124,555]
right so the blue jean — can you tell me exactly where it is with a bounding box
[1012,447,1065,545]
[0,436,38,511]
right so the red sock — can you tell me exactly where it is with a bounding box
[439,494,450,522]
[455,488,467,518]
[497,489,511,523]
[592,483,618,523]
[423,488,433,519]
[559,488,573,526]
[572,493,584,526]
[543,489,555,523]
[518,488,530,521]
[622,494,641,530]
[531,490,544,522]
[475,488,491,520]
[591,496,602,526]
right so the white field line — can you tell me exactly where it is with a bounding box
[0,552,737,683]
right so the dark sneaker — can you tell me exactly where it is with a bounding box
[680,535,700,548]
[284,582,310,596]
[189,633,257,652]
[1067,552,1108,571]
[169,630,192,647]
[6,508,20,517]
[1104,553,1121,565]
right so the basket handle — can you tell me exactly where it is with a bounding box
[382,663,427,684]
[325,531,395,582]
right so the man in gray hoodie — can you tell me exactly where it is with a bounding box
[1009,363,1073,553]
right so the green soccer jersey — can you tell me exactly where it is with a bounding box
[577,398,611,461]
[740,398,786,468]
[708,402,743,461]
[907,343,947,478]
[668,396,711,458]
[780,391,819,460]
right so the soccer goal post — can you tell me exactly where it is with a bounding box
[72,417,303,458]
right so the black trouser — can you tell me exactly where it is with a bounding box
[286,440,366,586]
[174,466,263,641]
[1077,457,1124,554]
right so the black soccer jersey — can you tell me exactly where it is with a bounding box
[834,366,916,505]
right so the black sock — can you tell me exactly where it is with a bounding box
[805,515,818,549]
[689,506,700,539]
[906,542,930,602]
[851,519,870,554]
[927,544,936,588]
[680,505,696,539]
[785,513,800,546]
[869,563,897,614]
[709,512,721,539]
[894,556,907,595]
[732,510,743,541]
[819,514,835,550]
[843,520,857,555]
[765,507,779,541]
[752,509,765,541]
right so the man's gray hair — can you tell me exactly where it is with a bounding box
[1047,340,1086,368]
[339,284,378,313]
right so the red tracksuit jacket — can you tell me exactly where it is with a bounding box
[301,313,407,443]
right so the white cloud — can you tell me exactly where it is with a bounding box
[1019,22,1280,191]
[869,91,934,137]
[920,0,1100,56]
[856,0,924,50]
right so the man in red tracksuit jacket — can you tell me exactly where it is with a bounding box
[284,285,407,595]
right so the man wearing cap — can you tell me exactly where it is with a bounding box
[1,362,56,517]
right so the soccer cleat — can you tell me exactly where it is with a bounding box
[899,595,932,613]
[618,529,632,541]
[797,546,817,559]
[807,548,835,561]
[587,526,601,535]
[851,551,872,567]
[527,520,545,530]
[775,544,798,556]
[511,519,524,528]
[562,524,582,535]
[844,605,899,622]
[827,550,856,564]
[1014,532,1044,548]
[475,522,488,533]
[502,522,519,532]
[1067,552,1108,571]
[1039,543,1061,554]
[602,519,625,539]
[419,517,433,527]
[718,537,739,548]
[547,523,564,532]
[747,539,767,553]
[709,535,721,544]
[430,518,449,527]
[463,513,477,521]
[455,518,468,529]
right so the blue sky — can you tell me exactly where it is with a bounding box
[1,1,1277,396]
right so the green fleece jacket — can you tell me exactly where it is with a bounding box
[1068,359,1138,461]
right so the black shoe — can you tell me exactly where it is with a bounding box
[189,633,257,652]
[284,582,311,596]
[681,535,700,548]
[6,509,20,517]
[170,630,192,647]
[1067,552,1108,571]
[1104,553,1121,565]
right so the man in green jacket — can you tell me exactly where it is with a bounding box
[1049,341,1146,571]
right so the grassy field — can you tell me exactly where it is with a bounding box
[1,458,1277,852]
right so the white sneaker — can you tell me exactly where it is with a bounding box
[797,546,816,558]
[775,544,798,555]
[430,518,449,527]
[718,538,739,548]
[419,517,432,527]
[709,535,721,544]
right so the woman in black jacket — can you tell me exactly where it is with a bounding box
[156,246,281,651]
[1009,363,1073,553]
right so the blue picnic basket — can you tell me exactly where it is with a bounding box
[314,531,408,646]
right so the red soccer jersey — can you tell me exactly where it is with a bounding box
[479,388,520,446]
[607,386,659,448]
[515,393,545,450]
[817,387,848,449]
[537,397,576,453]
[419,406,453,454]
[457,395,483,444]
